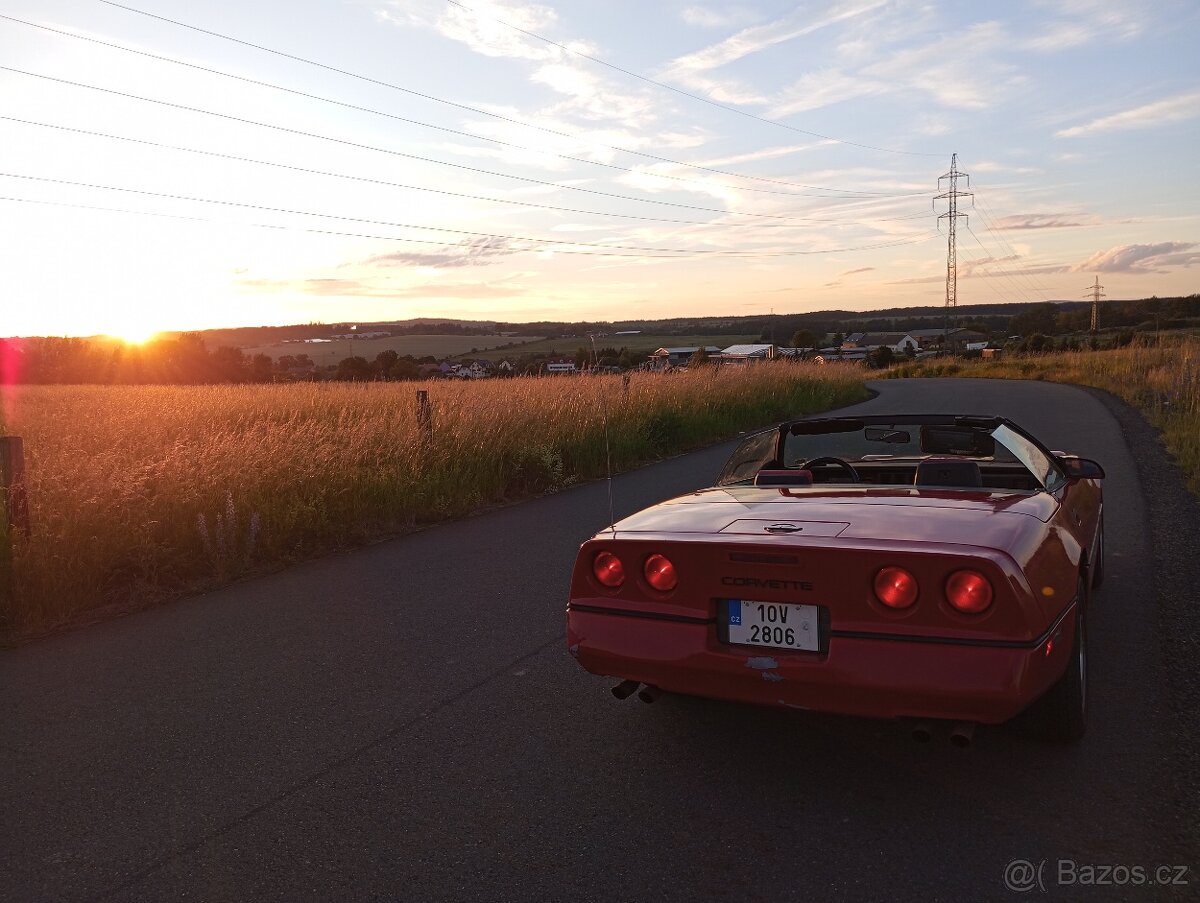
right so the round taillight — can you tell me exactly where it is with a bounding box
[593,551,624,588]
[643,554,678,592]
[874,566,918,609]
[946,569,993,614]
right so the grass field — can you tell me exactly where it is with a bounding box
[889,336,1200,495]
[0,364,867,637]
[243,333,542,365]
[453,334,763,360]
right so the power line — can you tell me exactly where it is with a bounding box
[965,222,1057,303]
[964,224,1036,302]
[970,196,1059,299]
[5,66,857,224]
[2,13,913,203]
[957,244,1024,306]
[92,2,928,192]
[440,0,942,158]
[1,175,937,258]
[1,194,938,261]
[2,116,928,231]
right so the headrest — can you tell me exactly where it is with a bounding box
[754,469,814,487]
[914,458,982,487]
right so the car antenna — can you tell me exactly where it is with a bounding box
[589,334,617,534]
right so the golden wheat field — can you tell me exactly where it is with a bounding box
[0,365,867,636]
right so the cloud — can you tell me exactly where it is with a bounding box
[530,61,656,124]
[862,21,1022,111]
[383,1,660,128]
[768,69,888,117]
[989,213,1101,230]
[1072,242,1199,273]
[235,275,523,299]
[885,255,1073,285]
[382,0,562,62]
[659,0,887,104]
[665,0,887,76]
[1057,90,1200,137]
[1024,0,1146,50]
[969,160,1041,175]
[362,237,517,269]
[680,6,761,29]
[840,266,874,276]
[235,277,379,296]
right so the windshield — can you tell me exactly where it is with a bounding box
[718,416,1063,492]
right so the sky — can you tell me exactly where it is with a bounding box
[1,0,1198,338]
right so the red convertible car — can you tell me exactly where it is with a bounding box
[566,414,1104,744]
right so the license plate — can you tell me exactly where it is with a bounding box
[727,600,819,651]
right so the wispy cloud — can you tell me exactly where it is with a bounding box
[885,255,1073,285]
[362,237,517,269]
[969,161,1041,175]
[1025,0,1147,51]
[1057,90,1200,137]
[1072,242,1199,273]
[989,213,1102,230]
[382,0,562,62]
[383,0,661,128]
[236,275,525,299]
[680,6,761,29]
[659,0,887,104]
[769,69,887,117]
[862,21,1023,111]
[235,278,383,296]
[840,266,874,276]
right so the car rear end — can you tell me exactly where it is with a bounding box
[566,528,1080,724]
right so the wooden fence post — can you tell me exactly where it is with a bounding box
[1,436,30,538]
[415,391,433,440]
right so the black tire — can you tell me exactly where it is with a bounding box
[1091,515,1105,589]
[1030,576,1088,743]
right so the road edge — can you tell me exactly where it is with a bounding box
[1081,385,1199,861]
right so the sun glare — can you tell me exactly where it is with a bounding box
[110,326,161,346]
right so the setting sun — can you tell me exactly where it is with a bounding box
[109,325,160,346]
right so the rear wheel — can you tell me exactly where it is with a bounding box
[1030,576,1088,743]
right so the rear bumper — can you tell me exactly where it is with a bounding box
[566,604,1076,723]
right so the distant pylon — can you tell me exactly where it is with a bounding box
[1085,276,1105,334]
[934,154,973,348]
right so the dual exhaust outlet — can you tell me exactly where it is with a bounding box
[611,679,659,704]
[912,719,977,748]
[613,681,977,746]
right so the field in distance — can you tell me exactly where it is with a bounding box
[449,334,763,360]
[244,334,542,364]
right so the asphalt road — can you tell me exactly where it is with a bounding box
[2,378,1196,902]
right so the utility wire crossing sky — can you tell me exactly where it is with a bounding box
[1,0,1197,338]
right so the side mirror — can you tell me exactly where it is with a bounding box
[1060,456,1105,480]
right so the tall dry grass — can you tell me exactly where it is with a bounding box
[0,365,866,635]
[891,336,1200,494]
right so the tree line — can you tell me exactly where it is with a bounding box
[0,334,438,385]
[0,334,637,385]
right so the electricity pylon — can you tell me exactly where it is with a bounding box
[934,154,972,351]
[1084,276,1105,334]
